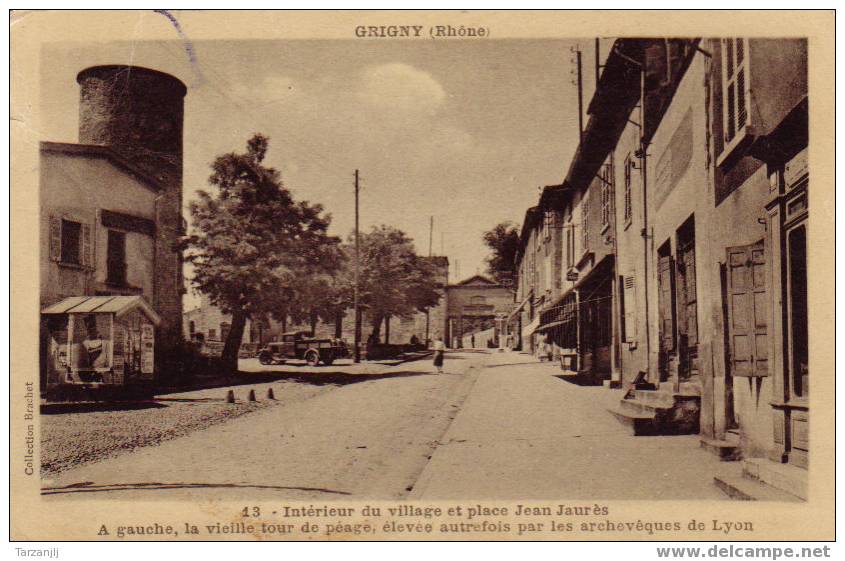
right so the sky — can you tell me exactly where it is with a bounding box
[41,36,599,306]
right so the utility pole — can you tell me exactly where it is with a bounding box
[595,38,601,88]
[353,169,361,363]
[425,215,433,345]
[429,216,434,257]
[576,48,584,148]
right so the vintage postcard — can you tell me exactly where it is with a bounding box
[10,10,835,542]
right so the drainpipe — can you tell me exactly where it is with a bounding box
[639,60,653,383]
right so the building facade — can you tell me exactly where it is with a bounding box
[509,38,810,498]
[445,275,514,348]
[40,65,187,387]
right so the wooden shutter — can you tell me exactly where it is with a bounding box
[726,241,768,377]
[658,255,676,352]
[623,275,637,342]
[49,215,62,262]
[81,222,93,269]
[721,38,749,145]
[677,242,698,345]
[750,243,768,376]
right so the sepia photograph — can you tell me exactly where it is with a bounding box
[10,9,835,542]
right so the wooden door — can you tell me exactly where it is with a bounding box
[725,241,768,378]
[677,241,700,379]
[657,254,677,353]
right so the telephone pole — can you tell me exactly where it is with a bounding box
[429,216,434,257]
[353,169,361,363]
[576,48,584,148]
[425,215,433,345]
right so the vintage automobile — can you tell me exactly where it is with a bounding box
[258,331,348,366]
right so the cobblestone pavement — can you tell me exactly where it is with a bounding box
[41,356,431,477]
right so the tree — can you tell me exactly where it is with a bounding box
[349,225,442,343]
[182,134,340,372]
[482,222,520,288]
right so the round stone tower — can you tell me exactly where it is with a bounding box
[77,65,186,184]
[77,65,187,377]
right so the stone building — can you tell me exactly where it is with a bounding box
[509,38,810,499]
[183,294,261,345]
[40,65,187,385]
[445,275,514,348]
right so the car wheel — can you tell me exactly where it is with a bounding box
[305,350,320,366]
[258,352,272,365]
[322,354,334,366]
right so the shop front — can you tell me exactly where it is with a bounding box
[539,291,579,372]
[41,295,161,400]
[765,148,809,469]
[574,256,615,382]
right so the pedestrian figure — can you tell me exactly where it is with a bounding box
[433,337,445,373]
[471,334,476,348]
[543,335,553,362]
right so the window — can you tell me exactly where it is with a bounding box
[208,328,217,340]
[221,322,231,341]
[581,196,589,253]
[620,275,637,343]
[50,216,92,268]
[788,225,808,398]
[189,321,196,336]
[61,220,82,265]
[106,229,127,285]
[720,38,750,154]
[623,155,633,225]
[600,162,613,230]
[470,295,487,306]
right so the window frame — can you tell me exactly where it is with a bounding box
[717,37,752,167]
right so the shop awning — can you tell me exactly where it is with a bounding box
[521,316,540,338]
[42,295,161,326]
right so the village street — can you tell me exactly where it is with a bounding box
[42,350,730,501]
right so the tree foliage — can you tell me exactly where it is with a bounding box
[482,222,520,288]
[348,225,442,342]
[182,134,340,371]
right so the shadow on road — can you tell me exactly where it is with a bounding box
[553,374,605,387]
[226,369,434,387]
[42,401,169,415]
[485,361,544,369]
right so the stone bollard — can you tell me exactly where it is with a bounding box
[248,389,257,402]
[267,387,275,400]
[225,390,235,404]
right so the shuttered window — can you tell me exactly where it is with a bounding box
[60,220,81,265]
[581,196,589,253]
[623,155,633,225]
[50,216,93,269]
[622,275,637,343]
[721,38,750,149]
